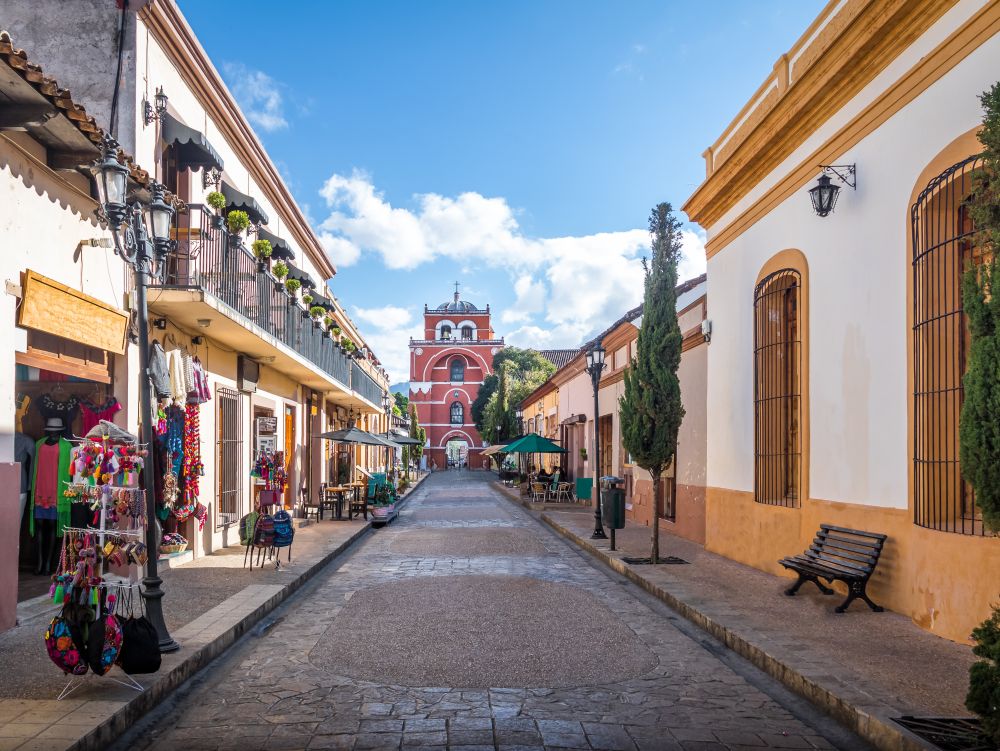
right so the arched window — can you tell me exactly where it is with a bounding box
[461,325,473,340]
[450,402,464,425]
[440,325,452,340]
[450,358,465,382]
[912,154,985,535]
[753,268,801,507]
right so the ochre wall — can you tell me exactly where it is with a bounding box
[705,487,1000,643]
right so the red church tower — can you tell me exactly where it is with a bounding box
[409,286,502,469]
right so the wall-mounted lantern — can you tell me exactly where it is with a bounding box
[143,86,168,126]
[809,164,856,217]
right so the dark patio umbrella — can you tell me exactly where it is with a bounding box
[317,427,386,446]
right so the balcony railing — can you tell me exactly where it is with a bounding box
[352,361,383,406]
[154,204,361,395]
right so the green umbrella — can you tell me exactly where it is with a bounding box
[503,433,566,454]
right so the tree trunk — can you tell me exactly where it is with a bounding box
[650,467,661,564]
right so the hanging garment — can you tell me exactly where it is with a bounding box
[191,357,211,404]
[80,397,121,434]
[15,394,30,432]
[182,403,202,503]
[181,353,196,398]
[36,395,80,436]
[167,350,186,402]
[149,341,171,399]
[15,432,34,496]
[164,405,185,476]
[30,437,72,535]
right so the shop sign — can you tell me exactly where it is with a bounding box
[18,270,128,355]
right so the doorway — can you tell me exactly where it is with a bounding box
[446,439,469,469]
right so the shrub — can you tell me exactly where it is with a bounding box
[323,316,334,328]
[226,210,250,234]
[272,261,288,279]
[331,326,341,336]
[285,278,301,295]
[309,305,325,319]
[301,293,313,305]
[341,337,355,351]
[206,191,227,211]
[967,604,1000,744]
[251,238,272,260]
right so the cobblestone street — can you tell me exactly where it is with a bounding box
[120,472,866,751]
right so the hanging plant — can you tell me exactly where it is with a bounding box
[272,261,289,279]
[284,278,301,296]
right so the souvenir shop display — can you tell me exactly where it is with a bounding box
[243,450,294,570]
[29,418,73,575]
[41,432,158,698]
[159,532,188,555]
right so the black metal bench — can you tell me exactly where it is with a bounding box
[779,524,886,613]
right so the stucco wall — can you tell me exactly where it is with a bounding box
[705,27,1000,510]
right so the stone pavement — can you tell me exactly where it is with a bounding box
[117,470,869,751]
[508,492,975,750]
[0,475,436,750]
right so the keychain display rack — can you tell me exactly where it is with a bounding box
[46,434,152,699]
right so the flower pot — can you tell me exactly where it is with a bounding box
[228,234,242,250]
[273,280,284,293]
[211,214,225,230]
[313,320,321,330]
[256,261,268,273]
[301,310,310,320]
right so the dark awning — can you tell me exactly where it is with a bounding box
[221,181,269,225]
[162,113,224,173]
[286,262,316,289]
[258,227,294,260]
[311,292,336,312]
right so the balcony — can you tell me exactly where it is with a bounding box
[147,205,382,410]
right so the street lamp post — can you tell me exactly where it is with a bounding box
[382,392,392,479]
[95,135,179,652]
[514,407,525,481]
[585,343,607,540]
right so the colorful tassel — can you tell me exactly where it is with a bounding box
[53,584,64,604]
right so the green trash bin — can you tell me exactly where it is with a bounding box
[575,477,593,501]
[600,476,626,530]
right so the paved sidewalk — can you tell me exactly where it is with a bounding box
[496,485,976,751]
[0,474,427,750]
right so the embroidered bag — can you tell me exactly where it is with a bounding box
[239,512,259,546]
[272,510,294,549]
[44,614,88,675]
[253,514,275,548]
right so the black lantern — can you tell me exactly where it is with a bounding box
[96,141,129,225]
[809,175,839,217]
[382,392,391,414]
[585,343,606,372]
[809,164,856,218]
[146,182,175,260]
[144,86,168,126]
[585,342,607,540]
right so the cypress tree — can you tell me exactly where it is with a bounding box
[963,82,1000,743]
[408,404,426,475]
[619,202,685,564]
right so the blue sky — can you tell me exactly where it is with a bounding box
[178,0,824,383]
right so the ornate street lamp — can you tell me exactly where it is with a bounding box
[585,343,607,540]
[383,392,392,477]
[95,135,179,653]
[515,407,524,437]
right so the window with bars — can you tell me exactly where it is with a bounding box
[450,358,465,381]
[753,268,801,507]
[216,387,243,527]
[450,402,464,425]
[912,154,985,535]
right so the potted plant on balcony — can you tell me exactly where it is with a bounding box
[272,261,289,293]
[252,238,272,273]
[206,191,227,230]
[309,305,325,329]
[226,210,250,249]
[341,337,356,353]
[301,293,313,320]
[284,277,301,299]
[323,315,334,331]
[331,325,342,338]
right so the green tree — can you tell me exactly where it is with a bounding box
[472,348,556,440]
[393,391,410,414]
[407,404,426,478]
[962,82,1000,742]
[619,202,685,564]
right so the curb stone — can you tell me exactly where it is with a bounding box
[491,481,930,751]
[68,471,430,751]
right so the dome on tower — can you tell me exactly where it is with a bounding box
[436,298,477,312]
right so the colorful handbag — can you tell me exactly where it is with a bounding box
[44,614,88,675]
[86,613,123,675]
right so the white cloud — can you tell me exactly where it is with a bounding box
[319,172,709,362]
[350,305,422,384]
[222,62,288,132]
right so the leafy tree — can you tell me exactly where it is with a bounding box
[407,404,426,478]
[962,82,1000,741]
[472,348,556,440]
[619,202,685,564]
[393,391,409,414]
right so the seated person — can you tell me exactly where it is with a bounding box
[537,467,552,483]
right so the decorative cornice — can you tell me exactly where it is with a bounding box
[139,1,335,280]
[683,0,958,230]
